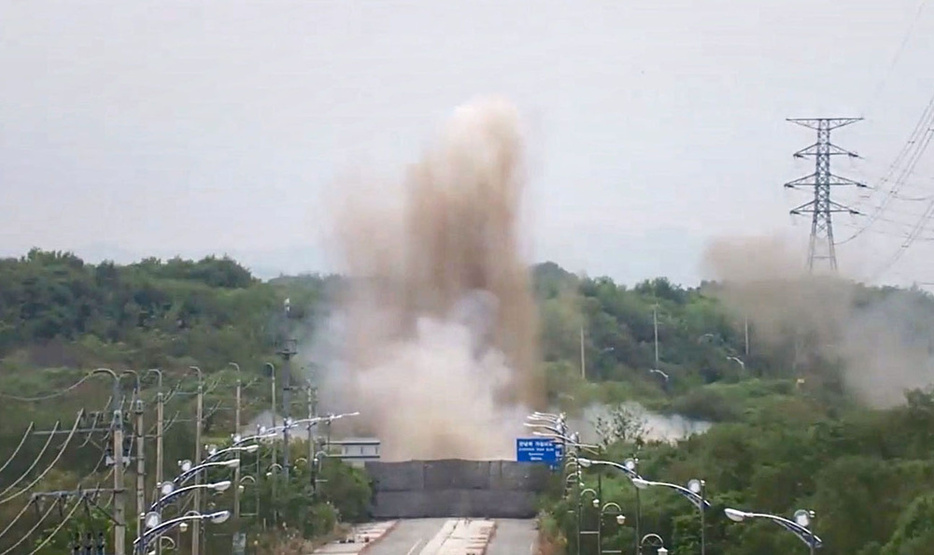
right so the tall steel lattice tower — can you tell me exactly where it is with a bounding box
[784,118,867,272]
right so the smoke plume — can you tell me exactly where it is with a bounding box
[702,235,934,407]
[310,97,543,460]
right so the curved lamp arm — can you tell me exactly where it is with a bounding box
[133,511,230,553]
[725,509,822,549]
[144,369,163,392]
[173,459,240,486]
[578,458,641,480]
[632,478,712,510]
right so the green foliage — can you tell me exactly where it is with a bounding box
[7,253,934,553]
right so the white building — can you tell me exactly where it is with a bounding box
[327,437,381,468]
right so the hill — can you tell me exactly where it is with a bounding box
[2,250,934,553]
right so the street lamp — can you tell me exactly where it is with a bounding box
[149,480,231,512]
[724,507,821,554]
[726,356,746,370]
[134,511,230,554]
[238,475,256,493]
[266,463,284,477]
[532,431,599,453]
[598,502,625,554]
[578,457,642,553]
[173,458,241,486]
[204,443,259,464]
[640,533,666,555]
[632,477,710,555]
[578,488,599,554]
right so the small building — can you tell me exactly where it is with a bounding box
[327,437,381,468]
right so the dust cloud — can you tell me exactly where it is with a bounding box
[701,235,934,407]
[309,97,543,460]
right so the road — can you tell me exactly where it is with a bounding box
[344,518,538,555]
[363,518,446,555]
[486,519,538,555]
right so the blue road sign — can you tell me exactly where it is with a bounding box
[516,438,563,469]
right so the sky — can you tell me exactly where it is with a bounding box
[1,0,933,286]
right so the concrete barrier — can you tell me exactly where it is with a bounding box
[365,460,550,519]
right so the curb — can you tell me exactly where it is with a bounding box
[358,520,398,554]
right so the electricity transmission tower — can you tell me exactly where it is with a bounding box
[784,118,867,272]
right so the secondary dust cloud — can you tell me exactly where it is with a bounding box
[701,235,934,407]
[309,97,544,460]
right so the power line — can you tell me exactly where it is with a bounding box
[0,412,83,506]
[861,0,930,118]
[0,423,35,477]
[784,118,867,271]
[836,92,934,245]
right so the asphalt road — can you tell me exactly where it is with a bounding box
[485,519,538,555]
[362,518,448,555]
[360,518,538,555]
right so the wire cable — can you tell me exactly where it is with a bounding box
[861,0,930,118]
[836,95,934,245]
[0,423,35,478]
[0,414,113,544]
[0,412,83,505]
[0,422,59,499]
[0,497,37,544]
[0,497,57,555]
[0,373,95,402]
[24,497,83,555]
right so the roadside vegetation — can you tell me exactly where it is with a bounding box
[2,250,934,553]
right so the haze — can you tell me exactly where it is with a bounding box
[2,0,933,286]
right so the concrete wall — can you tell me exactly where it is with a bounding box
[365,460,551,519]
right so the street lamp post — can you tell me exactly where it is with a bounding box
[578,488,598,555]
[264,362,278,528]
[598,502,625,555]
[724,507,821,554]
[631,477,710,554]
[578,457,642,555]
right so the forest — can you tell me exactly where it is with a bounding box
[1,249,934,553]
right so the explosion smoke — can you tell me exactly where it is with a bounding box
[313,97,543,460]
[702,235,934,407]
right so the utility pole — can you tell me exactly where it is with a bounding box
[233,363,242,521]
[265,362,278,528]
[149,370,165,555]
[190,367,204,555]
[278,298,297,483]
[113,405,126,555]
[784,118,866,272]
[744,316,750,357]
[306,375,319,494]
[230,362,246,555]
[133,392,145,550]
[653,304,659,367]
[579,326,586,380]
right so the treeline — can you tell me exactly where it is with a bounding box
[0,249,315,373]
[4,250,934,553]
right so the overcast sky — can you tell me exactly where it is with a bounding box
[2,1,933,286]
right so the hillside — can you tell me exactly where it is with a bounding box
[2,250,934,552]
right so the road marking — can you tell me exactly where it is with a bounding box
[420,519,496,553]
[406,538,424,555]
